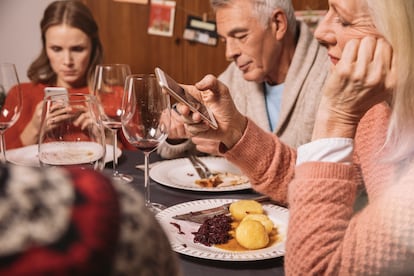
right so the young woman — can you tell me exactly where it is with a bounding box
[5,0,103,149]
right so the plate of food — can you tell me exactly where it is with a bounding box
[6,144,121,167]
[149,157,251,192]
[156,198,289,261]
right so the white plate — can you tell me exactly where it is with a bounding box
[156,198,289,261]
[6,144,121,167]
[149,157,252,192]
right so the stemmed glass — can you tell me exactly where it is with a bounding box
[0,63,22,163]
[121,74,170,213]
[38,93,106,170]
[93,64,133,183]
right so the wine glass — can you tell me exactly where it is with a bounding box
[121,74,170,213]
[93,64,134,183]
[38,93,106,170]
[0,63,22,163]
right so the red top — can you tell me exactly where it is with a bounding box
[4,82,134,150]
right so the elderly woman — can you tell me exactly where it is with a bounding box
[177,0,414,274]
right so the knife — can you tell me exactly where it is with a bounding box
[172,195,272,224]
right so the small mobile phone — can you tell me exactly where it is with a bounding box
[44,87,69,101]
[154,67,218,129]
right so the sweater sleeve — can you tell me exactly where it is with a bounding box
[285,161,414,275]
[157,139,195,159]
[224,119,297,205]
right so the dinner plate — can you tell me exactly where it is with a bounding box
[156,198,289,261]
[6,144,121,167]
[149,157,252,192]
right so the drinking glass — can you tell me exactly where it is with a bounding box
[93,64,133,183]
[38,93,106,171]
[121,74,170,213]
[0,63,22,163]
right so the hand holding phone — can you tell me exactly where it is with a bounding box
[154,67,218,129]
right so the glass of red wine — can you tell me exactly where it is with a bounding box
[121,74,170,213]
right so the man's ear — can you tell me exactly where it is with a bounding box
[270,9,288,40]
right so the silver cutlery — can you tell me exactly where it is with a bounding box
[172,195,271,224]
[188,154,213,179]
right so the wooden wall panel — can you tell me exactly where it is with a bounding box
[293,0,328,10]
[82,0,328,84]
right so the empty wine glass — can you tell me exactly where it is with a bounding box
[38,93,106,170]
[121,74,170,213]
[93,64,133,183]
[0,63,22,163]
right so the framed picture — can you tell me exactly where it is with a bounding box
[183,15,218,46]
[113,0,148,4]
[148,0,176,37]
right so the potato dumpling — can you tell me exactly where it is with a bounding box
[242,214,274,234]
[235,220,269,249]
[229,200,263,221]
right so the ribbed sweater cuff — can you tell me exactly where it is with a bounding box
[295,162,354,180]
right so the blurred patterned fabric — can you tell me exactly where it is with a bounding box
[0,164,181,276]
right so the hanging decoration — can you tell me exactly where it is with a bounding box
[183,14,218,46]
[113,0,148,4]
[115,0,219,46]
[147,0,176,37]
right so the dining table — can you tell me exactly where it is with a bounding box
[110,150,285,276]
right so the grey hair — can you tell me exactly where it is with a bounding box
[210,0,297,35]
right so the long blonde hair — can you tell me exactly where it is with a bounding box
[368,0,414,162]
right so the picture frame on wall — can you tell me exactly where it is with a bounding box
[113,0,148,4]
[147,0,176,37]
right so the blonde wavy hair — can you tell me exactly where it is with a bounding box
[367,0,414,162]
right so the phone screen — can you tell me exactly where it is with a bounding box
[155,67,218,129]
[44,87,69,101]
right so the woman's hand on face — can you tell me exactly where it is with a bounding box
[176,75,248,150]
[313,37,396,139]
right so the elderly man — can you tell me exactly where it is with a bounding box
[159,0,329,158]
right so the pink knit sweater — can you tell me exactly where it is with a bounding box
[225,103,414,275]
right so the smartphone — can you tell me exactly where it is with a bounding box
[154,67,218,129]
[44,87,69,101]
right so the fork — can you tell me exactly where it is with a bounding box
[188,154,213,179]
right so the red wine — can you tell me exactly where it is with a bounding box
[131,140,159,152]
